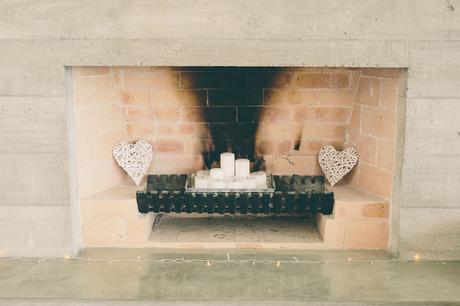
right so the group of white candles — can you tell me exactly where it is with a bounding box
[194,152,267,190]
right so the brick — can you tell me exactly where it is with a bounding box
[362,203,389,218]
[209,123,258,139]
[344,220,389,249]
[376,139,395,171]
[208,89,263,106]
[357,163,393,199]
[156,124,175,136]
[316,216,345,248]
[182,106,236,123]
[314,107,351,123]
[300,122,347,140]
[349,71,362,91]
[150,89,207,106]
[361,106,396,140]
[153,139,184,154]
[184,139,212,154]
[120,88,150,105]
[126,123,155,140]
[111,159,130,185]
[263,155,322,175]
[297,140,343,156]
[330,72,350,88]
[126,214,154,246]
[82,219,126,247]
[295,73,329,88]
[76,104,124,134]
[73,67,109,77]
[181,69,292,89]
[349,104,361,132]
[295,72,349,89]
[76,132,95,168]
[239,106,291,123]
[178,123,209,139]
[264,89,319,106]
[150,107,180,123]
[276,140,293,155]
[122,70,152,90]
[150,69,180,89]
[333,201,389,220]
[348,130,377,165]
[122,106,149,122]
[150,154,205,174]
[356,77,380,106]
[256,140,275,155]
[297,140,322,155]
[362,68,402,79]
[80,198,139,221]
[74,75,114,107]
[95,129,128,163]
[292,106,315,123]
[78,162,114,198]
[317,89,355,106]
[261,123,302,140]
[380,78,399,109]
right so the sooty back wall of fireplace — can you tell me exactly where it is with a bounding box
[114,66,355,174]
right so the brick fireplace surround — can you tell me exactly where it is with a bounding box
[73,66,403,250]
[0,1,459,260]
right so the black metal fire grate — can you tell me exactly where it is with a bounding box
[136,174,334,215]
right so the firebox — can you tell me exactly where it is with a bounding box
[73,66,405,249]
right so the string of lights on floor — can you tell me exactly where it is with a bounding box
[0,253,439,266]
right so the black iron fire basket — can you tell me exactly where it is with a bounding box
[136,174,334,215]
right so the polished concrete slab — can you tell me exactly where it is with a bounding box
[0,249,459,305]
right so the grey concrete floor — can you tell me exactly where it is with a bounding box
[0,249,459,305]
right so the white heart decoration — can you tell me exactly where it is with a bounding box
[318,145,358,186]
[112,140,153,186]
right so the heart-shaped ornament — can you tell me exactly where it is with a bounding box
[318,145,358,186]
[112,140,153,186]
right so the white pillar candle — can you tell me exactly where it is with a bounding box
[235,159,250,178]
[196,170,210,177]
[250,171,267,188]
[242,177,257,189]
[226,179,244,189]
[194,176,210,189]
[210,168,225,180]
[220,152,235,177]
[209,179,226,189]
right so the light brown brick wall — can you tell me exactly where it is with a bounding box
[73,66,403,199]
[346,69,404,199]
[73,67,128,197]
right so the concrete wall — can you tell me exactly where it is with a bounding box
[0,0,459,259]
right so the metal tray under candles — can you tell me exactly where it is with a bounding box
[185,173,276,193]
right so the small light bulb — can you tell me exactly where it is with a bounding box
[206,261,211,266]
[276,261,281,267]
[347,257,352,262]
[413,254,421,261]
[64,255,71,260]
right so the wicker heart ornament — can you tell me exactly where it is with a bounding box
[112,140,153,186]
[318,145,358,186]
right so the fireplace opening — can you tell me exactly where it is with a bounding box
[72,66,405,249]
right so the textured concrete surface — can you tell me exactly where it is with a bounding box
[0,250,459,305]
[0,1,459,259]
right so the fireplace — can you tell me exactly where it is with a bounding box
[72,66,405,249]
